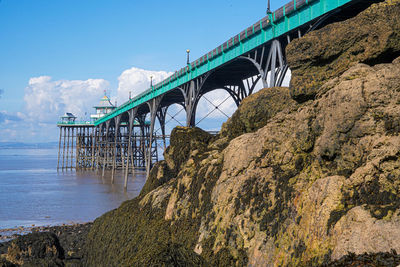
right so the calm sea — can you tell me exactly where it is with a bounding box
[0,148,146,229]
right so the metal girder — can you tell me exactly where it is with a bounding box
[183,72,213,127]
[156,106,168,150]
[124,107,138,189]
[146,96,163,177]
[239,39,288,88]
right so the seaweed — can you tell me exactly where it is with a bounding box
[327,176,400,232]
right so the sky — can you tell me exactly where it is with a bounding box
[0,0,288,143]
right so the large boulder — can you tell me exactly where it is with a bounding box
[195,57,400,266]
[164,126,212,174]
[220,87,298,141]
[0,232,64,266]
[287,0,400,102]
[141,127,213,196]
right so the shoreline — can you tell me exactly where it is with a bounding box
[0,222,92,265]
[0,222,92,243]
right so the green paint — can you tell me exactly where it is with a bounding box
[95,0,356,126]
[57,121,94,126]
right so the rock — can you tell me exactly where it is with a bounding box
[85,56,400,265]
[163,126,212,175]
[331,206,400,260]
[287,0,400,102]
[0,258,16,267]
[140,160,175,197]
[220,86,298,141]
[1,232,64,266]
[0,223,91,267]
[141,127,213,197]
[322,251,400,267]
[83,197,206,266]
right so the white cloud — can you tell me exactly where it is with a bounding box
[0,110,23,123]
[195,89,237,120]
[0,66,293,143]
[117,67,173,104]
[0,76,109,142]
[24,76,109,123]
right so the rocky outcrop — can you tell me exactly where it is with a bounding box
[0,232,64,266]
[0,224,91,267]
[141,127,213,197]
[85,57,400,266]
[220,87,298,141]
[287,0,400,102]
[82,0,400,266]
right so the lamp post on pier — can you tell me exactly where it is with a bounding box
[186,49,190,65]
[267,0,272,14]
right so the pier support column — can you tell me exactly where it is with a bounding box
[91,126,97,169]
[146,96,163,178]
[96,125,103,171]
[112,116,121,184]
[66,127,70,169]
[184,72,212,127]
[124,108,138,189]
[76,127,80,169]
[57,126,62,170]
[70,127,74,169]
[156,106,168,150]
[102,121,110,177]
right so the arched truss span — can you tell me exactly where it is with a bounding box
[238,39,289,88]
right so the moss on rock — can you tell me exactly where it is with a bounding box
[164,127,212,175]
[220,87,298,141]
[286,0,400,102]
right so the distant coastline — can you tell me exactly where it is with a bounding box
[0,142,58,149]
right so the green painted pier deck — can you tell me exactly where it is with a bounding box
[95,0,366,126]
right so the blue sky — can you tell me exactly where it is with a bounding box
[0,0,287,142]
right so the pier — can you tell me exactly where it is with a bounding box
[57,0,380,188]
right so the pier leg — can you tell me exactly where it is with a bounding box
[101,126,108,177]
[76,127,80,170]
[71,127,74,169]
[102,124,109,178]
[146,99,159,178]
[124,108,137,189]
[91,127,96,169]
[124,131,131,189]
[62,127,66,170]
[96,125,102,171]
[112,116,121,184]
[66,127,70,169]
[57,127,62,170]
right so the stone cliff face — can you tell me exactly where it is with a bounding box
[287,0,400,102]
[83,1,400,266]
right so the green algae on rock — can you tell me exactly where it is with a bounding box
[286,0,400,102]
[1,232,64,267]
[0,224,92,267]
[220,87,298,141]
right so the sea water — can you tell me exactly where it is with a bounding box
[0,148,146,229]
